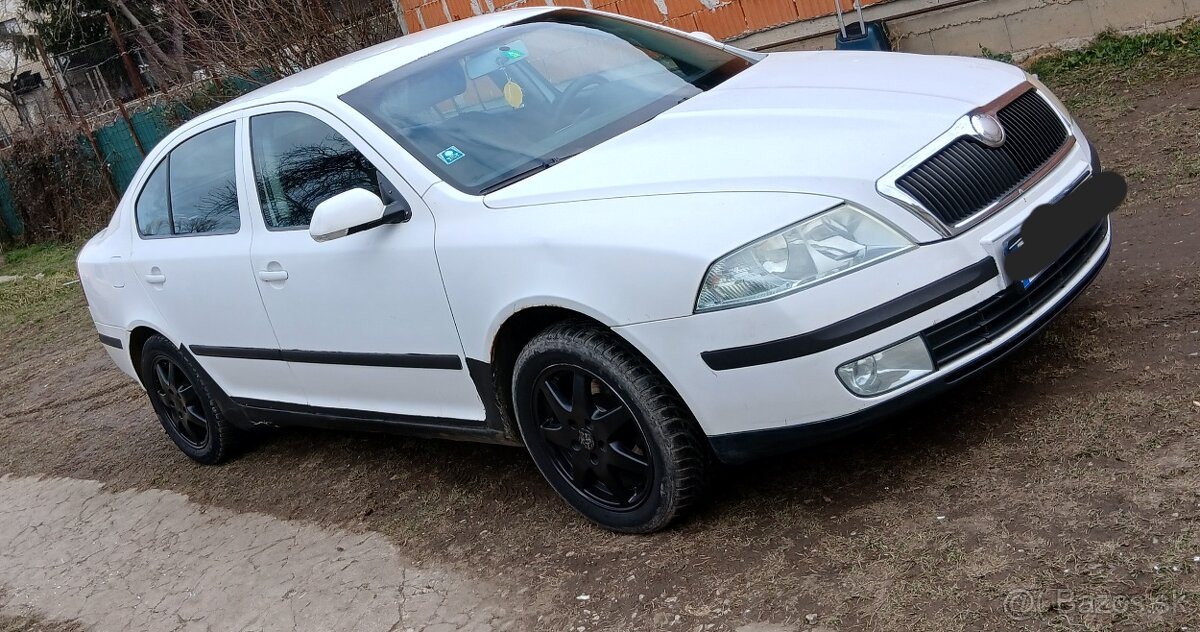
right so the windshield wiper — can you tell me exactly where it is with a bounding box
[479,153,581,195]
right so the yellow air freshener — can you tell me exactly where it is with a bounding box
[503,80,524,109]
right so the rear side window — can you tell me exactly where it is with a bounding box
[170,124,240,235]
[250,112,380,229]
[134,122,241,238]
[135,161,170,236]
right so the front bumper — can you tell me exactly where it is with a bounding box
[708,219,1109,463]
[614,136,1109,463]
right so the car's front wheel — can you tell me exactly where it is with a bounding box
[139,335,237,465]
[513,321,708,533]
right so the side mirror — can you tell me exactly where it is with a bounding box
[309,188,410,242]
[690,31,717,43]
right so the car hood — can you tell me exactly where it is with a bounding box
[483,51,1027,215]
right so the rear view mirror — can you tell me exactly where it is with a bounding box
[310,188,401,242]
[465,39,529,79]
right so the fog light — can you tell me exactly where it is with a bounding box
[837,337,934,397]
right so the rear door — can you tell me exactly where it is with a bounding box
[128,116,298,404]
[241,104,484,422]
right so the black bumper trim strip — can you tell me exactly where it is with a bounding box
[701,257,1000,371]
[98,334,123,349]
[190,345,462,370]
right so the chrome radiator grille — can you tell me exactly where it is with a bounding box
[896,89,1070,227]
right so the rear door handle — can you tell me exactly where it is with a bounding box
[257,270,289,282]
[144,273,166,284]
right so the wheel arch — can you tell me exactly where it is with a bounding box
[127,323,255,431]
[128,324,173,385]
[486,305,695,445]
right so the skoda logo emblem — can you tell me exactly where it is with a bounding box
[578,429,595,451]
[970,113,1006,148]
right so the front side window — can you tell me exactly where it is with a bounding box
[134,122,240,238]
[250,112,380,229]
[342,10,755,195]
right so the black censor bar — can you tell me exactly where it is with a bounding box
[1005,171,1127,282]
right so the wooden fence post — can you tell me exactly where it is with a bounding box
[106,13,148,101]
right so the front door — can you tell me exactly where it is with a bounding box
[242,106,484,423]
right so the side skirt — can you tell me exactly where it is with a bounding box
[178,345,520,447]
[232,397,518,446]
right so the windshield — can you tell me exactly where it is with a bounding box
[341,10,756,195]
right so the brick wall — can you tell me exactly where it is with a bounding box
[748,0,1200,60]
[398,0,888,41]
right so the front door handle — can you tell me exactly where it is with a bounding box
[144,267,166,284]
[257,270,289,282]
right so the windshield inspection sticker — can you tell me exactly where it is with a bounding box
[498,45,525,62]
[437,146,465,165]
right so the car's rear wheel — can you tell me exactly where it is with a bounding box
[139,335,236,464]
[512,321,708,533]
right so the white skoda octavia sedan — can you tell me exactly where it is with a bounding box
[78,7,1111,532]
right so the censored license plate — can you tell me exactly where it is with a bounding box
[1004,236,1043,290]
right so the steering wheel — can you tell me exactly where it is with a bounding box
[553,74,610,126]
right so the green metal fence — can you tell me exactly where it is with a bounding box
[0,77,268,243]
[0,166,19,240]
[94,106,176,195]
[0,107,174,240]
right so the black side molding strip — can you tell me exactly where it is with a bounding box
[701,258,1000,371]
[280,349,462,370]
[190,345,462,370]
[191,345,281,361]
[98,334,123,349]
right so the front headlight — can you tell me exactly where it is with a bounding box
[696,205,915,312]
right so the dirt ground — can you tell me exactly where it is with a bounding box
[1,65,1198,631]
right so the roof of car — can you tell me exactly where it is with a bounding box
[203,7,560,119]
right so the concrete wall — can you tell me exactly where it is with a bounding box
[736,0,1200,59]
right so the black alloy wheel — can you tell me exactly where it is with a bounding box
[151,356,210,450]
[532,364,654,511]
[139,334,237,464]
[513,320,708,533]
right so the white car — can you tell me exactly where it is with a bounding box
[78,7,1110,532]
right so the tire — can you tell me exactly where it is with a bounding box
[512,320,708,533]
[139,335,236,465]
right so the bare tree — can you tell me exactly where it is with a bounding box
[180,0,402,86]
[0,18,34,125]
[20,0,196,91]
[109,0,190,84]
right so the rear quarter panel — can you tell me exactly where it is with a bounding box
[76,200,170,384]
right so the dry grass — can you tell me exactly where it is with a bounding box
[0,616,85,632]
[0,243,83,334]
